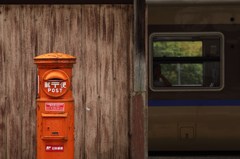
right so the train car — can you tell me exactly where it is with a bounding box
[147,0,240,154]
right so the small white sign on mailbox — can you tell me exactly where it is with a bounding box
[45,103,65,111]
[45,145,64,152]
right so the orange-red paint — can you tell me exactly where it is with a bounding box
[34,53,76,159]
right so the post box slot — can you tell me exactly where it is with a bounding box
[52,131,59,135]
[47,79,64,82]
[44,71,68,80]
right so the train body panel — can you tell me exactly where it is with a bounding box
[148,3,240,152]
[149,106,240,151]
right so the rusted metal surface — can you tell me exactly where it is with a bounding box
[0,5,134,159]
[131,93,146,159]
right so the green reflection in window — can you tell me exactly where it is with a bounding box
[153,41,202,57]
[160,64,203,86]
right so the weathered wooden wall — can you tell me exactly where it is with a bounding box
[0,5,133,159]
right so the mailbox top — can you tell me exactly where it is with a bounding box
[34,52,76,64]
[34,52,76,59]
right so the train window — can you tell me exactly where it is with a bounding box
[149,32,224,91]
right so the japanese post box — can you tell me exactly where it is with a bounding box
[34,53,76,159]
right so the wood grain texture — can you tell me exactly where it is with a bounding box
[3,6,22,159]
[133,0,146,92]
[67,5,85,159]
[0,5,135,159]
[98,5,114,159]
[20,6,37,159]
[0,0,133,4]
[35,6,52,54]
[0,6,6,159]
[82,5,99,159]
[112,5,132,159]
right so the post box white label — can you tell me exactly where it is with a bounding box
[45,103,65,111]
[45,145,64,152]
[44,81,67,93]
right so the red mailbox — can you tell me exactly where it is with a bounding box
[34,53,76,159]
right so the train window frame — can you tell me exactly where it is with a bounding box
[149,32,225,92]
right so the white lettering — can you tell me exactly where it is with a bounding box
[45,82,50,88]
[51,82,60,88]
[61,82,66,88]
[46,145,64,152]
[46,146,51,150]
[45,80,67,94]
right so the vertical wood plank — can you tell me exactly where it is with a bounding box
[0,6,6,159]
[97,5,114,159]
[20,6,37,159]
[133,0,146,91]
[50,5,67,52]
[63,5,79,54]
[64,5,85,159]
[82,5,99,159]
[112,5,132,159]
[35,5,52,55]
[126,6,135,159]
[3,5,22,159]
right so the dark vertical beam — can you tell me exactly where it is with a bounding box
[131,0,146,159]
[134,0,146,91]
